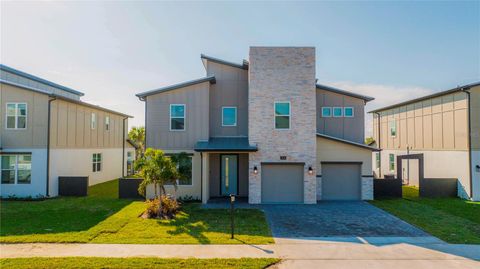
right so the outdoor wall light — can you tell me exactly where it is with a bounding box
[253,166,258,174]
[476,165,480,173]
[308,166,314,175]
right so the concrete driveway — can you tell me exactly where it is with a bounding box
[260,201,431,239]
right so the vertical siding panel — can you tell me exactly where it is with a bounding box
[76,106,84,147]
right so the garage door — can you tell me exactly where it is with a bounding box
[322,163,361,200]
[261,164,304,203]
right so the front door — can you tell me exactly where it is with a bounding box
[221,155,238,196]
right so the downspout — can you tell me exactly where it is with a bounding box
[374,112,382,178]
[462,88,473,199]
[122,117,127,178]
[46,96,57,197]
[200,152,203,202]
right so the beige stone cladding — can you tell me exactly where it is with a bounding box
[248,47,317,204]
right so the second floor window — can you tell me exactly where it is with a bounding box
[6,103,27,129]
[389,120,396,137]
[92,153,102,172]
[333,107,343,117]
[105,116,110,131]
[344,107,354,117]
[321,107,332,117]
[222,107,237,126]
[170,104,185,131]
[275,101,290,129]
[91,113,96,130]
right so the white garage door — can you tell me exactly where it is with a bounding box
[322,163,361,200]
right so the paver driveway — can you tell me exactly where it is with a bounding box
[260,201,429,238]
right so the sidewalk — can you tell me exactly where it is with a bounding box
[1,238,479,269]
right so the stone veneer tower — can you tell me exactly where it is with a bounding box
[248,47,317,204]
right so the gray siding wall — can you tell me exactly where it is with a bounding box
[206,61,248,137]
[316,89,365,144]
[145,82,210,150]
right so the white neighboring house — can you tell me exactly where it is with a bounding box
[0,64,135,198]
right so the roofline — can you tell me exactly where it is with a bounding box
[194,148,258,152]
[368,81,480,113]
[316,84,374,102]
[316,133,380,151]
[0,64,85,96]
[1,80,132,118]
[136,76,216,100]
[200,54,249,70]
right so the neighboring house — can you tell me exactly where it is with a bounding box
[0,64,134,198]
[137,47,378,204]
[370,82,480,201]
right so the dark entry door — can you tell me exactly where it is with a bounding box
[221,155,238,195]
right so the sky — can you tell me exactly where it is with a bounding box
[1,1,479,136]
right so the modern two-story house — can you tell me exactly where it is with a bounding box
[370,82,480,201]
[137,47,377,204]
[0,64,135,198]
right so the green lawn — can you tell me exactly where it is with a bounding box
[370,186,480,244]
[0,179,273,244]
[0,258,280,269]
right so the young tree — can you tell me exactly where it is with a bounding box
[128,126,145,159]
[136,148,180,217]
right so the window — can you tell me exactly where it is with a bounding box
[170,104,185,131]
[333,107,343,117]
[390,120,396,137]
[376,152,380,169]
[91,113,96,130]
[222,107,237,126]
[92,153,102,172]
[321,107,332,117]
[344,107,354,117]
[105,116,110,131]
[274,101,290,129]
[1,154,31,184]
[6,103,27,129]
[389,154,395,172]
[127,151,134,176]
[177,156,193,185]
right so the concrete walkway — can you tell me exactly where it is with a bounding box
[2,239,479,269]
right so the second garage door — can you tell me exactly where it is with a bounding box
[322,163,361,200]
[261,164,304,203]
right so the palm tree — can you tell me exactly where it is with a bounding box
[128,126,145,159]
[136,148,180,217]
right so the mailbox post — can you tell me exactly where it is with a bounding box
[230,194,235,239]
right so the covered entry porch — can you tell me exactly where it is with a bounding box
[195,137,257,204]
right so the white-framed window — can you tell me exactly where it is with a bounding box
[321,107,332,117]
[127,151,134,176]
[222,107,237,126]
[344,107,354,117]
[92,153,102,172]
[333,107,343,117]
[105,116,110,131]
[389,154,395,172]
[1,154,32,184]
[170,104,185,131]
[274,101,290,129]
[375,152,380,169]
[177,156,193,185]
[389,119,397,137]
[6,103,27,129]
[91,113,96,130]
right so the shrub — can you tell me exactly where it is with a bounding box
[143,195,180,219]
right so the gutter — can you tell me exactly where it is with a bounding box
[46,97,57,197]
[462,88,473,199]
[374,112,382,178]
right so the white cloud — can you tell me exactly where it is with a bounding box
[324,81,436,138]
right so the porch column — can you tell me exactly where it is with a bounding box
[201,153,209,204]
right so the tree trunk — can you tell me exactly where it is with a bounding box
[157,184,163,218]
